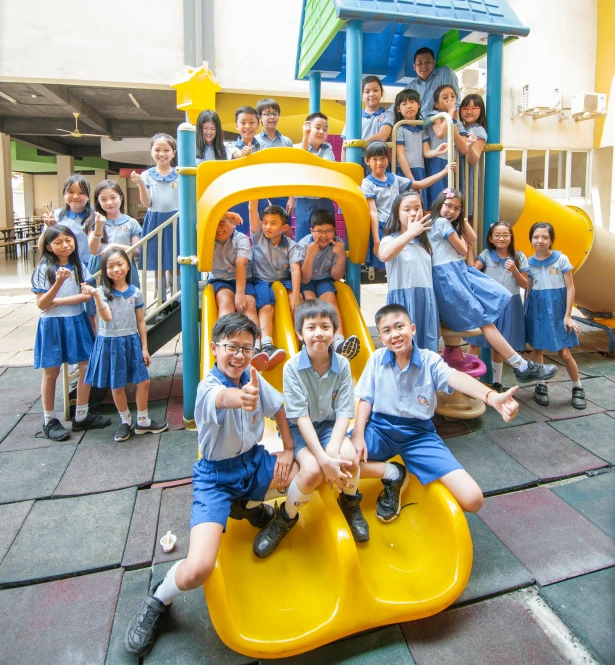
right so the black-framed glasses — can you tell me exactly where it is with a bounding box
[492,233,511,239]
[313,229,335,236]
[261,113,280,118]
[215,343,256,357]
[442,201,462,212]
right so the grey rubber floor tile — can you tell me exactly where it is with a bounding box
[0,500,34,565]
[121,487,162,570]
[153,429,197,483]
[0,412,83,451]
[548,413,615,463]
[153,484,193,565]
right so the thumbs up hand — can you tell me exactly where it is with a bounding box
[240,366,260,412]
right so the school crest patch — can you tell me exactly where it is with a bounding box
[548,267,559,275]
[331,390,338,405]
[417,394,430,407]
[251,411,260,425]
[171,181,179,189]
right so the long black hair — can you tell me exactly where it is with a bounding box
[393,89,422,123]
[100,248,132,302]
[58,175,92,222]
[34,225,84,288]
[84,179,127,244]
[430,188,465,236]
[384,192,431,254]
[486,221,521,269]
[460,94,487,131]
[196,110,228,161]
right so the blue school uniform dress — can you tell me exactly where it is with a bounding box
[139,168,179,271]
[42,208,92,263]
[428,217,510,332]
[459,123,487,218]
[32,262,95,368]
[251,228,302,309]
[395,124,428,188]
[84,285,150,389]
[361,173,412,269]
[297,233,344,296]
[467,250,529,351]
[191,366,283,529]
[425,111,467,207]
[526,251,579,352]
[283,347,355,456]
[380,233,439,352]
[342,108,390,172]
[255,130,293,215]
[293,141,336,242]
[355,345,464,484]
[207,230,256,297]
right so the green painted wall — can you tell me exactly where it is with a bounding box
[10,141,108,174]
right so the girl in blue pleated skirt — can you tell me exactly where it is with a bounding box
[82,249,168,442]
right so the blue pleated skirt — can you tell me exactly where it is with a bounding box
[85,255,141,317]
[34,311,94,368]
[432,261,511,332]
[139,210,179,270]
[367,221,386,270]
[426,156,447,212]
[85,332,150,389]
[387,287,440,352]
[465,293,526,351]
[526,287,579,352]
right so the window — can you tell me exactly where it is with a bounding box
[570,152,588,198]
[547,150,567,196]
[504,149,523,172]
[526,150,546,190]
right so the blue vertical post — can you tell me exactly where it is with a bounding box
[481,33,504,384]
[308,72,321,114]
[345,20,363,304]
[178,123,199,425]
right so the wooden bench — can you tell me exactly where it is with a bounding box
[0,235,40,259]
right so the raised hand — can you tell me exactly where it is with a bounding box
[42,204,56,226]
[406,213,432,238]
[240,367,260,412]
[240,143,253,157]
[302,121,311,137]
[490,386,519,423]
[81,283,97,295]
[55,266,71,285]
[130,171,143,184]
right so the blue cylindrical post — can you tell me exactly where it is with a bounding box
[308,71,321,114]
[345,20,363,303]
[178,122,199,425]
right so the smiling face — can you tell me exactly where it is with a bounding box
[377,311,416,356]
[531,226,554,253]
[211,330,256,382]
[460,103,481,126]
[236,112,259,142]
[64,183,88,213]
[399,195,424,230]
[311,223,336,249]
[215,218,234,243]
[362,80,383,111]
[490,224,512,251]
[308,117,328,147]
[398,97,420,120]
[440,197,462,222]
[98,188,123,217]
[414,53,435,81]
[46,232,75,260]
[261,212,288,240]
[151,139,175,167]
[366,154,389,177]
[202,121,217,145]
[299,315,335,353]
[260,106,280,133]
[105,252,130,286]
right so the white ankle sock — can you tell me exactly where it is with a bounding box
[262,336,273,347]
[383,462,402,482]
[75,404,89,422]
[284,478,313,519]
[572,380,583,389]
[332,334,344,349]
[44,410,56,425]
[507,353,528,372]
[153,560,184,605]
[119,409,132,425]
[137,410,150,427]
[492,361,503,384]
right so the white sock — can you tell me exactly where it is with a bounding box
[492,361,503,384]
[153,560,184,606]
[264,486,288,501]
[255,339,262,350]
[137,410,151,427]
[74,404,89,422]
[572,380,583,389]
[44,410,56,425]
[119,409,132,425]
[341,470,360,495]
[383,462,402,482]
[507,353,528,372]
[262,336,273,347]
[284,478,313,519]
[332,334,344,349]
[245,500,262,509]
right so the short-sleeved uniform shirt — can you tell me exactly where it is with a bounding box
[251,228,302,282]
[141,168,179,213]
[406,67,461,114]
[283,347,355,424]
[527,251,573,291]
[31,262,93,318]
[294,142,336,201]
[43,209,92,263]
[212,230,253,280]
[196,144,233,163]
[232,137,262,157]
[94,215,142,254]
[341,107,389,140]
[297,234,344,281]
[362,173,413,223]
[356,345,455,420]
[427,217,464,267]
[396,125,429,170]
[195,365,284,461]
[379,233,433,289]
[424,111,467,152]
[476,249,529,296]
[95,284,144,337]
[256,130,293,149]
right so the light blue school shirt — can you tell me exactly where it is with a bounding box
[297,234,344,281]
[406,67,461,114]
[379,234,433,289]
[141,168,179,213]
[427,217,465,266]
[476,249,529,296]
[212,230,253,280]
[43,208,91,263]
[294,141,336,162]
[232,136,262,157]
[95,214,142,254]
[196,144,233,163]
[425,111,467,151]
[341,107,389,140]
[32,262,93,318]
[256,130,293,149]
[355,344,455,420]
[361,173,413,222]
[195,364,284,461]
[283,346,355,423]
[96,284,144,337]
[527,251,573,291]
[251,228,302,282]
[396,125,429,169]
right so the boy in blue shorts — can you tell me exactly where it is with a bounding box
[248,199,303,371]
[298,208,360,360]
[125,313,320,657]
[254,300,368,557]
[352,304,520,522]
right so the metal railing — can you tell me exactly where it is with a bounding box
[62,212,181,419]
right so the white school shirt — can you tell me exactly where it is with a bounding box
[476,249,529,296]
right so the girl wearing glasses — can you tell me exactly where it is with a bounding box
[466,222,530,392]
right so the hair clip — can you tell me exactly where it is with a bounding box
[443,188,455,198]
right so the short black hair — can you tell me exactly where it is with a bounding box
[294,299,339,336]
[212,313,261,344]
[364,140,389,160]
[234,106,259,122]
[306,111,328,124]
[262,204,289,225]
[375,303,413,329]
[256,98,281,116]
[310,208,336,228]
[414,47,435,63]
[362,75,384,94]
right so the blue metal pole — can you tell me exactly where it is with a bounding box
[481,33,504,384]
[345,20,363,304]
[308,71,321,114]
[178,122,199,425]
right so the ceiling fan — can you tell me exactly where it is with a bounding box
[57,112,109,138]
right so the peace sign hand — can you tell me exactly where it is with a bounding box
[42,204,56,226]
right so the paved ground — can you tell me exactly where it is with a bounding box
[0,259,613,665]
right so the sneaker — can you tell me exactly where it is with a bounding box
[571,387,587,410]
[376,462,410,523]
[261,343,286,371]
[71,411,112,432]
[335,335,361,361]
[230,499,275,528]
[134,419,169,435]
[40,417,70,442]
[491,382,506,394]
[156,306,172,323]
[125,591,167,657]
[533,383,549,406]
[250,350,270,372]
[514,360,558,383]
[253,502,298,559]
[337,492,369,542]
[114,422,132,442]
